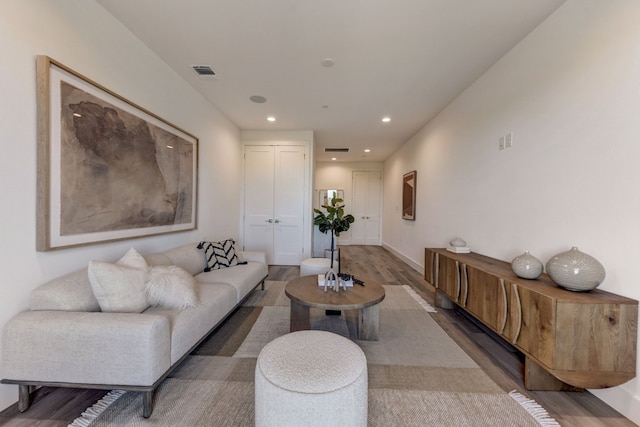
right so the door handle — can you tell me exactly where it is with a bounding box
[265,219,273,223]
[274,219,281,223]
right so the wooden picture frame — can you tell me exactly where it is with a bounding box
[36,56,198,251]
[402,170,416,220]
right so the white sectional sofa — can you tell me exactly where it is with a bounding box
[1,241,268,417]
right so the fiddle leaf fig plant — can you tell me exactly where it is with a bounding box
[313,197,355,268]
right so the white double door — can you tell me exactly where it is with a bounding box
[350,171,381,245]
[243,145,306,265]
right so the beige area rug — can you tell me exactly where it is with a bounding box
[70,281,559,427]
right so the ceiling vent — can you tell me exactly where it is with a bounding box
[324,148,350,153]
[191,65,218,79]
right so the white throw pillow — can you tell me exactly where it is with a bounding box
[88,248,149,313]
[145,265,198,309]
[118,247,149,270]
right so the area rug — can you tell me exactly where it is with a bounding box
[70,281,559,427]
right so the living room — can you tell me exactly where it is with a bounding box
[1,0,639,425]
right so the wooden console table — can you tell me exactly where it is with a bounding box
[425,248,638,390]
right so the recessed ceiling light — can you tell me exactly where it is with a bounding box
[250,95,267,103]
[331,157,337,161]
[382,117,391,123]
[267,116,276,122]
[364,149,371,153]
[321,58,335,68]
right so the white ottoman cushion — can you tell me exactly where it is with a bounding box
[299,258,339,277]
[255,330,367,427]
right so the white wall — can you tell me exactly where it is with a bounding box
[315,162,383,252]
[0,0,241,411]
[383,0,640,422]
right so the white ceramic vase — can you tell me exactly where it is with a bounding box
[511,251,543,279]
[449,237,467,247]
[545,246,606,292]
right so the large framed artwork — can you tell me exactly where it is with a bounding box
[402,170,416,220]
[36,56,198,251]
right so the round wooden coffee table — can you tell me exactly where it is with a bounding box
[285,275,385,341]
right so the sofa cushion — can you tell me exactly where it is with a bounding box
[145,265,198,309]
[88,248,150,313]
[197,239,239,272]
[30,269,100,312]
[238,251,267,265]
[196,262,267,303]
[119,247,149,270]
[163,243,206,276]
[144,282,237,364]
[143,252,174,267]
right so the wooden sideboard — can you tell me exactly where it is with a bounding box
[425,248,638,390]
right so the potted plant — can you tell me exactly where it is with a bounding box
[313,197,355,269]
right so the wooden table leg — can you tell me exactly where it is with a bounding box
[290,301,311,332]
[358,304,380,341]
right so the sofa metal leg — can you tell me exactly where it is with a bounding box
[18,385,31,412]
[142,390,155,418]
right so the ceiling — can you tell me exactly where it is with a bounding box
[97,0,566,162]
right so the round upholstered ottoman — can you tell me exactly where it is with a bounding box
[255,330,368,427]
[299,257,339,277]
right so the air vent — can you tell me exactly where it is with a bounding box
[191,65,218,79]
[324,148,350,153]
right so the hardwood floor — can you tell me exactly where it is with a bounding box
[0,245,635,426]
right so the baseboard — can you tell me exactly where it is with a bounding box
[381,242,424,275]
[590,387,640,425]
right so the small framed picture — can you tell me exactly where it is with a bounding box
[402,170,416,220]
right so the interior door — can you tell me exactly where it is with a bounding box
[273,146,305,265]
[243,145,306,265]
[351,171,381,245]
[243,146,275,260]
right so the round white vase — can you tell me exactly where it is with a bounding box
[511,251,543,279]
[545,246,606,292]
[449,237,467,247]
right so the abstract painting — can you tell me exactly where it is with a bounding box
[402,170,416,220]
[36,56,198,250]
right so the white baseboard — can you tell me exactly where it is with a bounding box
[381,242,424,275]
[590,387,640,425]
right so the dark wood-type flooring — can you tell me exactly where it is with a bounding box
[0,246,635,426]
